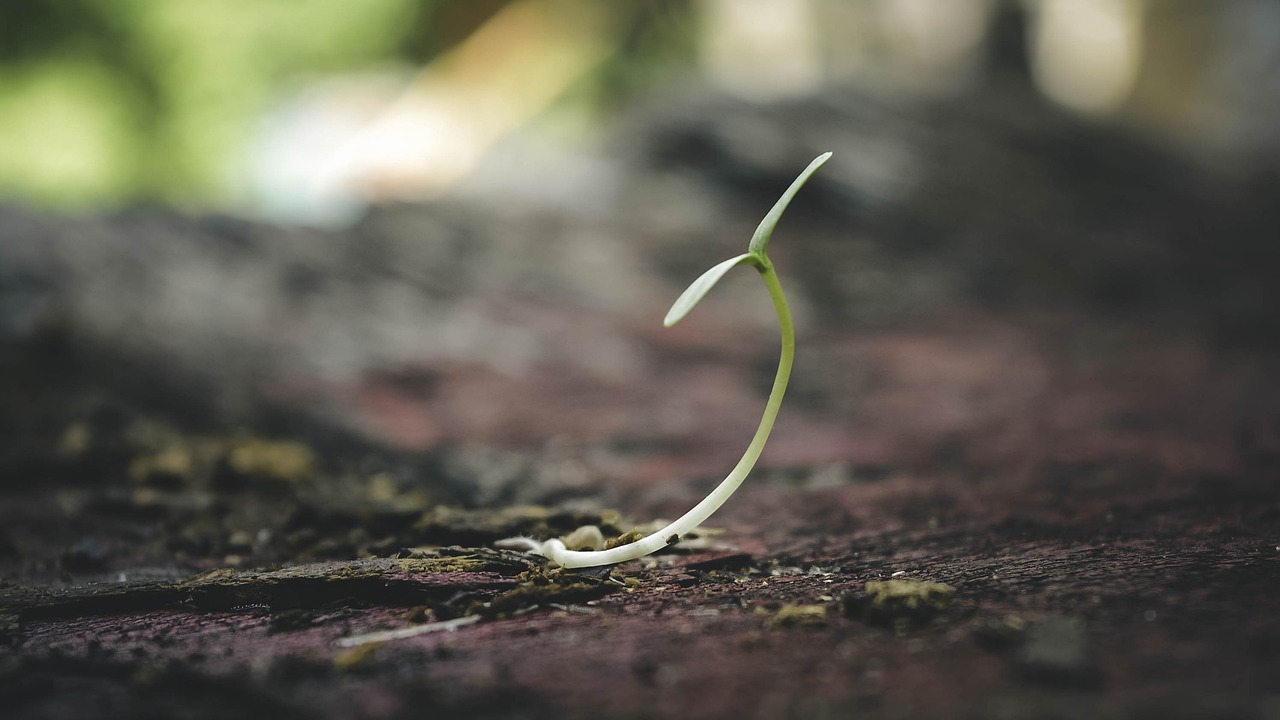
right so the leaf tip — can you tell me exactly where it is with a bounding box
[748,152,833,255]
[662,253,754,329]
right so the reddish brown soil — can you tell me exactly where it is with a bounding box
[3,300,1277,720]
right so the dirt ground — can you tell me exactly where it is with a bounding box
[2,82,1279,719]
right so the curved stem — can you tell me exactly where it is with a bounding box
[543,256,794,568]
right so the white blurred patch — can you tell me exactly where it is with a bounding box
[240,0,612,226]
[699,0,824,101]
[877,0,993,93]
[1030,0,1144,115]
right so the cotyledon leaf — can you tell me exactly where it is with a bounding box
[663,252,755,328]
[748,151,832,256]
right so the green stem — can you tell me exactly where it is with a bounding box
[544,255,793,568]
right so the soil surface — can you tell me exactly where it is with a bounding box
[2,81,1279,719]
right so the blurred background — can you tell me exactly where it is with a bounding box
[2,0,1278,219]
[1,0,1278,571]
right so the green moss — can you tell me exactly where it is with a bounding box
[225,439,314,482]
[467,566,617,619]
[332,642,381,672]
[604,529,645,550]
[768,603,828,629]
[388,556,492,575]
[128,446,195,485]
[844,579,954,629]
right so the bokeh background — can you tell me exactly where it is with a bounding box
[3,0,1279,218]
[3,0,1279,511]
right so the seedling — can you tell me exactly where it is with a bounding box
[499,152,832,568]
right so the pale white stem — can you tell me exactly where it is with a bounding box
[539,261,794,569]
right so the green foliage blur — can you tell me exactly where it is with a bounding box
[0,0,693,209]
[0,0,445,208]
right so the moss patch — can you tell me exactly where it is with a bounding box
[844,579,954,630]
[467,566,619,619]
[767,603,828,629]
